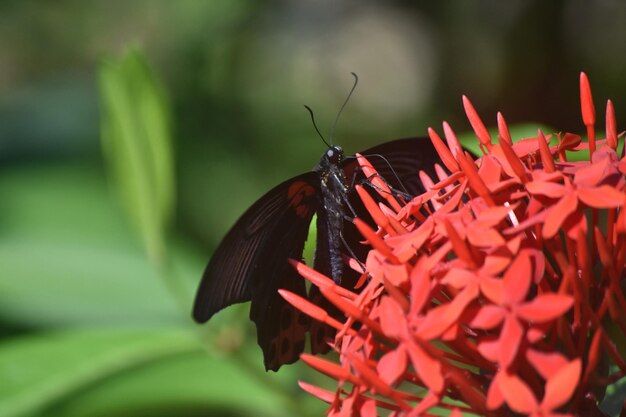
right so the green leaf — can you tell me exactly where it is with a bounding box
[98,48,175,265]
[43,350,315,417]
[0,163,190,326]
[600,372,626,417]
[0,327,198,417]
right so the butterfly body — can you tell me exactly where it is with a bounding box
[193,137,442,371]
[314,146,348,283]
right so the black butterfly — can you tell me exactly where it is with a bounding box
[192,136,441,371]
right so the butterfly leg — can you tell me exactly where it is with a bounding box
[331,173,359,218]
[339,232,367,275]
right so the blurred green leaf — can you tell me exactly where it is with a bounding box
[99,48,175,265]
[0,327,197,417]
[43,349,315,417]
[0,163,193,326]
[601,372,626,417]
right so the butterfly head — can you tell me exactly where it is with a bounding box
[324,146,344,165]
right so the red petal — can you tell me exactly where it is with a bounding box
[406,342,445,393]
[526,181,567,198]
[482,251,513,276]
[301,354,356,382]
[517,294,574,323]
[564,210,588,241]
[356,185,394,235]
[377,346,407,385]
[443,121,464,160]
[480,276,505,304]
[503,251,532,305]
[503,207,548,236]
[409,266,431,316]
[498,134,529,183]
[497,112,512,145]
[577,185,624,208]
[354,218,399,263]
[543,359,582,410]
[298,381,336,403]
[477,336,500,362]
[390,217,434,262]
[441,267,474,289]
[360,400,378,417]
[558,133,582,152]
[543,191,578,239]
[321,286,383,335]
[573,158,610,187]
[463,95,492,148]
[475,204,517,228]
[513,136,543,158]
[527,325,547,343]
[290,260,357,300]
[419,284,479,340]
[486,371,505,410]
[457,151,494,204]
[382,263,408,286]
[347,352,398,398]
[444,219,477,268]
[379,296,408,340]
[499,316,524,368]
[467,224,505,248]
[525,349,568,381]
[279,289,345,331]
[428,127,460,172]
[469,304,505,329]
[478,154,502,185]
[438,182,467,213]
[499,372,538,413]
[537,129,556,173]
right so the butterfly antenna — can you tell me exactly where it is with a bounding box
[304,105,331,148]
[361,153,410,195]
[329,72,358,145]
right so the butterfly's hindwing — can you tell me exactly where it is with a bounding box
[343,137,441,197]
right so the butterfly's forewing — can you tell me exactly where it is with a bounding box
[192,172,319,370]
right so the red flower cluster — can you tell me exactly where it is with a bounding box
[281,73,626,416]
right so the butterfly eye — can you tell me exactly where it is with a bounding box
[326,146,343,164]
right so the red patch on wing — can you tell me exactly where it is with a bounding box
[287,181,316,218]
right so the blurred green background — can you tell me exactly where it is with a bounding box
[1,1,625,416]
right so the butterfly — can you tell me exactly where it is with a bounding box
[192,136,442,371]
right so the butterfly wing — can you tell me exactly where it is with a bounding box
[192,172,319,370]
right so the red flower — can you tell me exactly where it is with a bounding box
[282,73,626,416]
